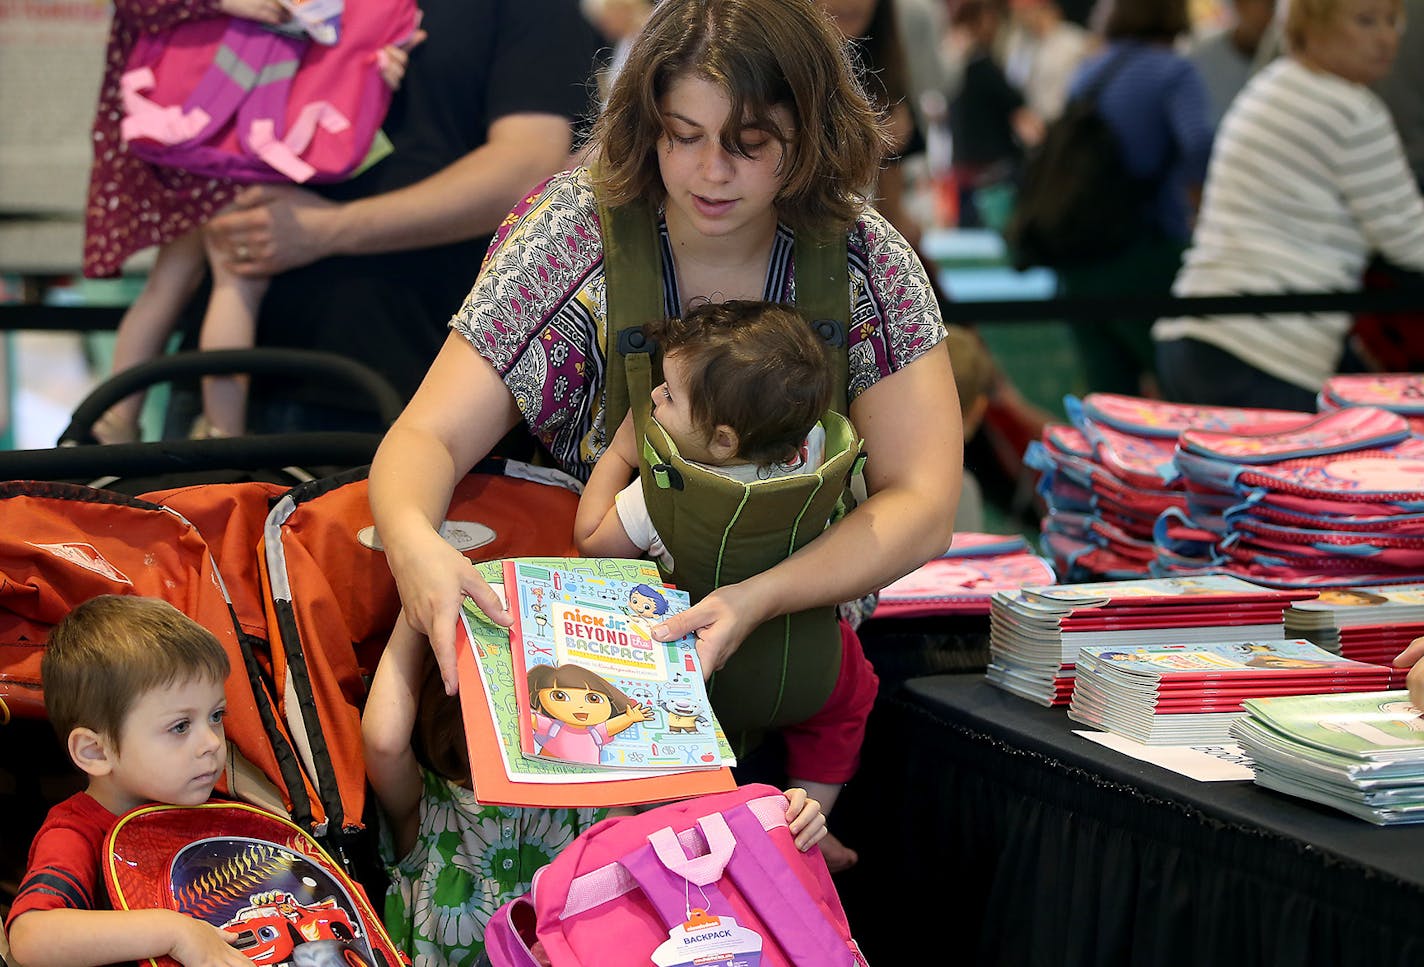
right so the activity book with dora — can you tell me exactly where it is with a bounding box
[456,557,736,808]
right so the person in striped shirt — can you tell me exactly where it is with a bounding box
[1153,0,1424,411]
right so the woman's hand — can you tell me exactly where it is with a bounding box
[206,185,341,277]
[388,527,511,695]
[652,581,770,677]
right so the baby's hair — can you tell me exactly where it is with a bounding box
[629,584,670,615]
[645,300,834,466]
[42,595,230,746]
[528,664,635,715]
[592,0,891,236]
[412,654,470,785]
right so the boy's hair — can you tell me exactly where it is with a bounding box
[592,0,892,237]
[42,595,230,745]
[1285,0,1399,49]
[528,664,635,715]
[644,300,834,466]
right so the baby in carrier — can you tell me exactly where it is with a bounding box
[575,299,877,872]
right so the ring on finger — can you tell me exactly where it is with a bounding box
[236,244,251,261]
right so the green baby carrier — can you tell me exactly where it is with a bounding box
[598,192,865,749]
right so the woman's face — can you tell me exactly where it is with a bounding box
[656,74,792,247]
[1300,0,1402,85]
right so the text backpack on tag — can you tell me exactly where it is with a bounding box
[485,784,868,967]
[105,801,407,967]
[121,0,420,184]
[1004,50,1148,271]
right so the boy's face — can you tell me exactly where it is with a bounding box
[652,352,721,464]
[92,675,227,814]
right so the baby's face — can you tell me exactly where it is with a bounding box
[652,353,721,463]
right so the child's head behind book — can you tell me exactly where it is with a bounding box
[413,653,472,786]
[644,300,834,468]
[43,594,231,813]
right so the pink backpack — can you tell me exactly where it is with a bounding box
[484,785,869,966]
[120,0,420,184]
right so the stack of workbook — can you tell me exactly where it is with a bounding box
[1068,639,1391,744]
[455,556,737,807]
[986,574,1314,706]
[1284,584,1424,686]
[1231,690,1424,825]
[871,532,1056,619]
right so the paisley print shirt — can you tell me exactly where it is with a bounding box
[451,166,946,482]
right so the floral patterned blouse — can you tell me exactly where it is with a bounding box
[382,768,604,967]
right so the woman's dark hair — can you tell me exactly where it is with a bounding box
[847,0,909,117]
[1103,0,1190,42]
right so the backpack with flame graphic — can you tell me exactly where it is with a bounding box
[105,801,406,967]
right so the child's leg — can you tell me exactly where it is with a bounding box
[100,231,207,442]
[782,622,880,873]
[198,232,268,437]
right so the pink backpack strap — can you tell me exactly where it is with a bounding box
[718,805,862,964]
[556,794,788,919]
[619,802,858,965]
[246,102,351,183]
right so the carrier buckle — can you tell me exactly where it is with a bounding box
[617,328,656,355]
[811,318,846,348]
[651,463,684,490]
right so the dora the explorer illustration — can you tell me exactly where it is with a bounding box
[1314,588,1390,607]
[528,663,651,764]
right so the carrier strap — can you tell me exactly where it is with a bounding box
[601,193,665,437]
[596,187,851,430]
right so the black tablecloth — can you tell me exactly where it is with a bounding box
[833,673,1424,965]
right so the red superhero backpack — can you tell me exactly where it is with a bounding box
[105,801,407,967]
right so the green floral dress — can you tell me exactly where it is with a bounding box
[383,769,604,967]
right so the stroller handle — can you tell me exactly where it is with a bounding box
[59,348,406,446]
